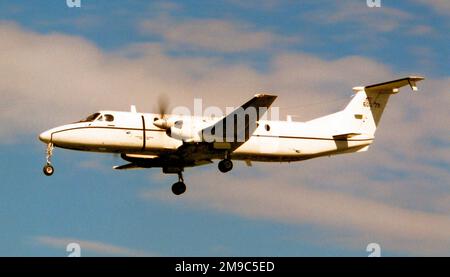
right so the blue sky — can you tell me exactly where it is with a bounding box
[0,0,449,256]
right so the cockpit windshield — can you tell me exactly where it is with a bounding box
[78,112,100,123]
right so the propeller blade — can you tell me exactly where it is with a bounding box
[154,94,172,129]
[158,94,169,119]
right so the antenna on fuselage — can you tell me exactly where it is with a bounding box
[130,105,137,113]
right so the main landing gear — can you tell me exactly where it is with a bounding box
[171,171,186,195]
[169,158,233,196]
[43,143,54,176]
[218,159,233,173]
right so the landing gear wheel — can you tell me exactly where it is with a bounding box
[218,159,233,173]
[172,181,186,195]
[43,164,54,176]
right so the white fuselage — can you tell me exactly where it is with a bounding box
[39,110,373,162]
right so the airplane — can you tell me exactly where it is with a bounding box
[39,76,424,195]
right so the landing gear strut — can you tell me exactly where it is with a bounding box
[43,143,54,176]
[218,159,233,173]
[171,171,186,195]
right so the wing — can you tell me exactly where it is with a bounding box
[114,94,277,170]
[167,94,277,166]
[201,93,277,151]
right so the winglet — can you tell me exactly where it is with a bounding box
[408,76,425,91]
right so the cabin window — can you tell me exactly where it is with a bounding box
[104,114,114,122]
[265,124,270,132]
[153,117,159,122]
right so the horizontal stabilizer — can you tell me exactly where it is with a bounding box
[363,76,424,94]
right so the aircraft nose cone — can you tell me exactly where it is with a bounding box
[39,130,51,143]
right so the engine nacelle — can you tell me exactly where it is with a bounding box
[165,120,201,142]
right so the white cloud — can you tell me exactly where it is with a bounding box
[141,158,450,255]
[139,15,299,52]
[34,236,154,256]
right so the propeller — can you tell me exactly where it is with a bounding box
[153,94,172,129]
[158,94,169,120]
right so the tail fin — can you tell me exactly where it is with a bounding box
[343,76,424,136]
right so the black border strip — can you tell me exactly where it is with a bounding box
[0,257,441,274]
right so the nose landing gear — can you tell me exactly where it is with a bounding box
[171,171,186,195]
[43,143,54,176]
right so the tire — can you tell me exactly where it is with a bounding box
[171,182,186,195]
[43,164,54,176]
[218,159,233,173]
